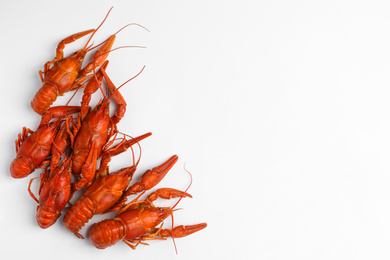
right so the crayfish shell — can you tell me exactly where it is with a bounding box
[10,156,33,179]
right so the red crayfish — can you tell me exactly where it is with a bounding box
[30,8,115,115]
[11,6,206,254]
[10,108,80,179]
[90,181,207,250]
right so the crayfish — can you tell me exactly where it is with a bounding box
[30,8,115,115]
[70,62,145,190]
[10,108,80,179]
[90,185,207,250]
[10,6,206,254]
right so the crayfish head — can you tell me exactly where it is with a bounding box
[71,49,88,64]
[140,207,172,230]
[85,100,110,132]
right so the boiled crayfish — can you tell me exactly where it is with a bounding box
[90,186,207,250]
[11,6,206,254]
[30,8,115,115]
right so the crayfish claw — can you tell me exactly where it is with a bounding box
[130,155,178,193]
[160,223,208,238]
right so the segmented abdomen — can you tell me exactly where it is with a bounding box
[63,197,94,238]
[90,219,125,249]
[10,156,33,179]
[30,83,58,114]
[36,206,59,229]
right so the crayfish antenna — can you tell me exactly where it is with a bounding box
[117,131,145,168]
[88,21,149,57]
[96,64,145,104]
[90,45,147,62]
[171,164,194,254]
[171,164,193,210]
[114,23,150,35]
[65,89,80,106]
[171,212,178,254]
[83,6,113,50]
[118,65,146,89]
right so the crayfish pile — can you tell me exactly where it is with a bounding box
[10,8,206,251]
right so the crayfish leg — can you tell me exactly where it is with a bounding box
[79,61,109,120]
[27,177,39,204]
[68,74,93,92]
[146,188,192,204]
[123,239,149,250]
[15,127,34,152]
[100,67,127,125]
[74,231,85,239]
[74,142,98,191]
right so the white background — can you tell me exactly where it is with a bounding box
[2,0,390,259]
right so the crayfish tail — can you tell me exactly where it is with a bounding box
[31,83,58,115]
[10,156,33,179]
[90,219,125,249]
[36,206,60,229]
[63,197,94,238]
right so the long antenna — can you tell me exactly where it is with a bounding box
[83,6,113,49]
[170,164,193,254]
